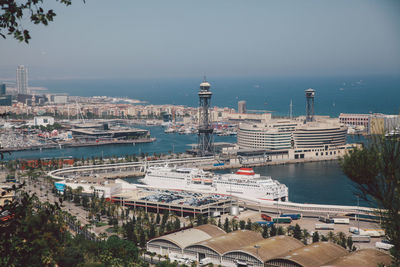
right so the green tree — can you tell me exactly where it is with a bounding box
[337,232,347,249]
[224,218,231,233]
[196,214,203,226]
[166,221,172,232]
[270,224,277,236]
[341,136,400,263]
[161,210,169,226]
[312,231,320,243]
[149,224,156,239]
[156,213,161,224]
[321,235,328,241]
[293,224,302,240]
[174,218,180,230]
[346,236,355,251]
[277,226,284,236]
[302,229,310,245]
[239,220,246,230]
[57,246,85,267]
[139,230,146,248]
[262,225,269,238]
[0,189,68,266]
[101,235,139,266]
[245,219,252,230]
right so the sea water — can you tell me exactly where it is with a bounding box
[14,75,400,205]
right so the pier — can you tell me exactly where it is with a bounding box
[48,157,379,218]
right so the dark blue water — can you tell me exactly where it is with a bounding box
[217,161,362,206]
[4,126,236,160]
[15,75,400,206]
[31,75,400,117]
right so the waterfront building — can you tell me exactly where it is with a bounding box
[148,226,390,267]
[237,119,298,150]
[237,118,347,150]
[71,127,149,140]
[16,65,28,94]
[293,121,347,149]
[221,112,272,123]
[368,113,400,135]
[235,117,351,164]
[34,116,55,127]
[339,113,370,128]
[238,100,246,113]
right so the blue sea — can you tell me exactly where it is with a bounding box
[31,75,400,117]
[12,75,399,206]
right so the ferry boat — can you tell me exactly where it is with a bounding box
[140,167,288,201]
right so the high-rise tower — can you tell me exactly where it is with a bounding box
[16,65,28,94]
[305,88,315,122]
[238,100,247,114]
[197,77,213,155]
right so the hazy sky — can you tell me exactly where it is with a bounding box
[0,0,399,80]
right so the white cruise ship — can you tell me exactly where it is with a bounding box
[140,167,288,202]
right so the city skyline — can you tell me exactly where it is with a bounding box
[0,0,399,80]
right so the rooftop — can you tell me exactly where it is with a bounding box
[148,225,225,249]
[237,235,305,262]
[321,248,393,267]
[268,242,348,267]
[193,230,264,255]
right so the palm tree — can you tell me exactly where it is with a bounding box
[302,229,310,245]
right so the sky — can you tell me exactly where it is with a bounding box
[0,0,399,80]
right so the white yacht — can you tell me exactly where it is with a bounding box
[140,166,288,202]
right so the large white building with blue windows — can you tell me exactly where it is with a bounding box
[237,117,347,151]
[237,119,298,150]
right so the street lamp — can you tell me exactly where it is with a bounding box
[356,195,360,233]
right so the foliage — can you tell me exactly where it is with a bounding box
[277,226,284,236]
[293,224,302,240]
[245,219,252,230]
[341,136,400,262]
[261,225,269,238]
[239,220,245,230]
[269,224,277,236]
[312,231,320,243]
[0,0,78,43]
[223,217,231,232]
[0,187,69,266]
[0,184,144,266]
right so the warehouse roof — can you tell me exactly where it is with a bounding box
[266,242,349,267]
[321,249,393,267]
[225,235,305,262]
[147,224,225,249]
[191,230,264,255]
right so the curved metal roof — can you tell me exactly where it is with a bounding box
[147,224,225,249]
[266,242,349,267]
[321,248,393,267]
[225,235,305,262]
[190,230,264,255]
